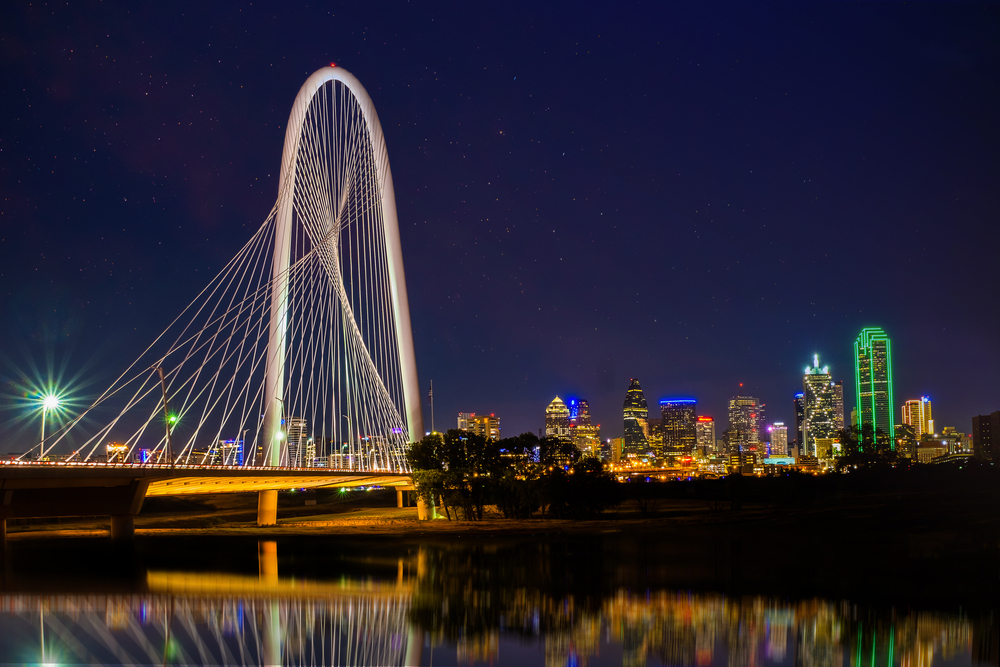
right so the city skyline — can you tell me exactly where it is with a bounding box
[1,3,997,449]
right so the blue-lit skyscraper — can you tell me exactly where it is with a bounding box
[660,398,697,456]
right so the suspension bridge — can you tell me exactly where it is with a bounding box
[2,66,427,540]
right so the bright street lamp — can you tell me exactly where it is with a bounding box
[39,394,61,457]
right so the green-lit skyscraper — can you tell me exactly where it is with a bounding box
[854,327,894,441]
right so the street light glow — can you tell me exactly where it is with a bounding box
[42,394,61,411]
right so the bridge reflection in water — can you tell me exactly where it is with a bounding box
[0,543,990,667]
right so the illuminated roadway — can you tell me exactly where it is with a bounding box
[0,462,414,544]
[0,461,412,493]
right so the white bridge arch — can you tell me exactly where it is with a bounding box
[262,66,423,468]
[28,67,422,478]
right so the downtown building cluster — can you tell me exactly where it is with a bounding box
[532,326,999,474]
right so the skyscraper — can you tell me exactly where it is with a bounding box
[695,416,716,458]
[854,327,895,439]
[770,422,788,457]
[622,379,650,458]
[802,355,838,458]
[568,398,590,426]
[544,397,571,441]
[901,397,933,439]
[660,399,697,456]
[833,381,845,431]
[568,398,601,457]
[285,416,310,467]
[727,396,762,455]
[792,393,805,455]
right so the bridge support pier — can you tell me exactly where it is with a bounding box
[0,518,6,553]
[110,515,134,542]
[257,490,278,526]
[396,488,405,508]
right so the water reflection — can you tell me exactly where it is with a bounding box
[0,540,993,667]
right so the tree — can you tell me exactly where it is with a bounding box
[491,433,540,519]
[407,430,615,521]
[406,429,502,520]
[835,425,898,471]
[538,436,580,466]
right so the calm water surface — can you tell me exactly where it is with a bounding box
[0,534,995,667]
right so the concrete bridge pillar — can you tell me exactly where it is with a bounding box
[111,515,135,542]
[396,488,405,507]
[257,490,278,526]
[0,518,5,553]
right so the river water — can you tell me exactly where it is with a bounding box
[0,533,995,666]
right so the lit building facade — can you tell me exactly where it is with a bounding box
[802,355,839,459]
[457,412,474,431]
[205,438,245,465]
[854,327,895,439]
[769,422,788,457]
[695,416,716,458]
[458,412,501,440]
[572,424,601,458]
[545,397,571,441]
[568,398,601,457]
[568,398,590,427]
[285,416,312,467]
[660,399,697,456]
[834,381,845,430]
[727,396,762,459]
[106,442,129,463]
[901,397,933,439]
[895,424,917,459]
[609,437,624,463]
[622,379,650,458]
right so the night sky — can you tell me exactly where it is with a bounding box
[2,2,998,450]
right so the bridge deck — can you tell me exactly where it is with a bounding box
[0,462,410,494]
[0,463,413,522]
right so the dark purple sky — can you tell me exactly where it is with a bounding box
[1,2,998,449]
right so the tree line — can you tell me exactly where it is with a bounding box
[834,425,899,470]
[405,430,618,520]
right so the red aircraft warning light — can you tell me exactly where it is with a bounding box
[329,62,337,67]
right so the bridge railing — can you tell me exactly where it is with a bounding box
[0,460,407,474]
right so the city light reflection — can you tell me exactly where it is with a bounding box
[0,543,988,667]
